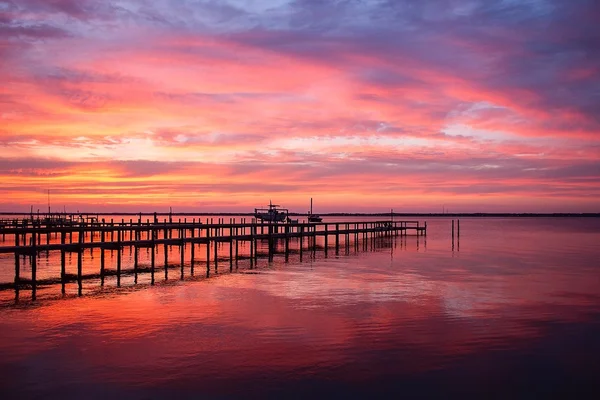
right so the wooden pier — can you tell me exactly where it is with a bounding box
[0,218,427,300]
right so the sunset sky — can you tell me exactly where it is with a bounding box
[1,0,599,213]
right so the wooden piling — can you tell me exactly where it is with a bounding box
[229,239,233,272]
[77,227,83,296]
[249,225,254,268]
[190,228,195,276]
[206,228,211,277]
[164,225,168,280]
[235,234,239,268]
[214,235,218,273]
[100,230,105,286]
[180,228,185,280]
[117,227,121,287]
[14,233,19,289]
[134,229,139,284]
[61,231,66,293]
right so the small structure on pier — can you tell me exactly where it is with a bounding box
[254,201,288,222]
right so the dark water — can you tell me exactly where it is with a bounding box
[0,217,599,399]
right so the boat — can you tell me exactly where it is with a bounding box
[254,201,289,222]
[307,198,322,223]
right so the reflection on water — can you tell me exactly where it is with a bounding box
[0,217,599,398]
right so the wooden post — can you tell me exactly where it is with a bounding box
[254,224,259,264]
[452,220,455,250]
[151,228,156,285]
[284,224,289,262]
[190,228,195,276]
[117,228,121,287]
[14,233,19,295]
[229,238,233,272]
[214,236,218,273]
[100,230,106,286]
[77,227,83,296]
[134,229,139,284]
[235,232,239,269]
[299,225,303,260]
[250,225,254,268]
[164,225,168,280]
[31,226,37,300]
[61,231,67,293]
[268,222,273,262]
[335,223,339,254]
[206,228,211,277]
[180,228,185,280]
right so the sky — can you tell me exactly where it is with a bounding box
[1,0,599,213]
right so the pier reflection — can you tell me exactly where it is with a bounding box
[0,217,599,398]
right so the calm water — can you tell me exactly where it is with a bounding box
[0,217,599,399]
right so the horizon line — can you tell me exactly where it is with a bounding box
[1,211,599,217]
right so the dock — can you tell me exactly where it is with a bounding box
[0,217,427,300]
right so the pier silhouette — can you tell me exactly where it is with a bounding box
[0,216,427,301]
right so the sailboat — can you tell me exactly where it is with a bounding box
[307,198,322,223]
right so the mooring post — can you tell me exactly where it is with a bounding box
[335,223,340,253]
[134,228,139,284]
[253,224,258,264]
[61,231,66,293]
[235,232,239,268]
[100,229,105,287]
[300,224,305,254]
[14,233,20,293]
[117,227,121,287]
[77,226,83,296]
[164,223,168,280]
[206,228,211,277]
[151,228,156,285]
[31,226,37,300]
[190,228,195,276]
[268,222,273,262]
[180,228,185,279]
[249,225,254,268]
[346,223,350,251]
[457,219,460,239]
[214,235,218,273]
[229,238,233,272]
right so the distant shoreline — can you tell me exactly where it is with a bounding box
[1,211,599,218]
